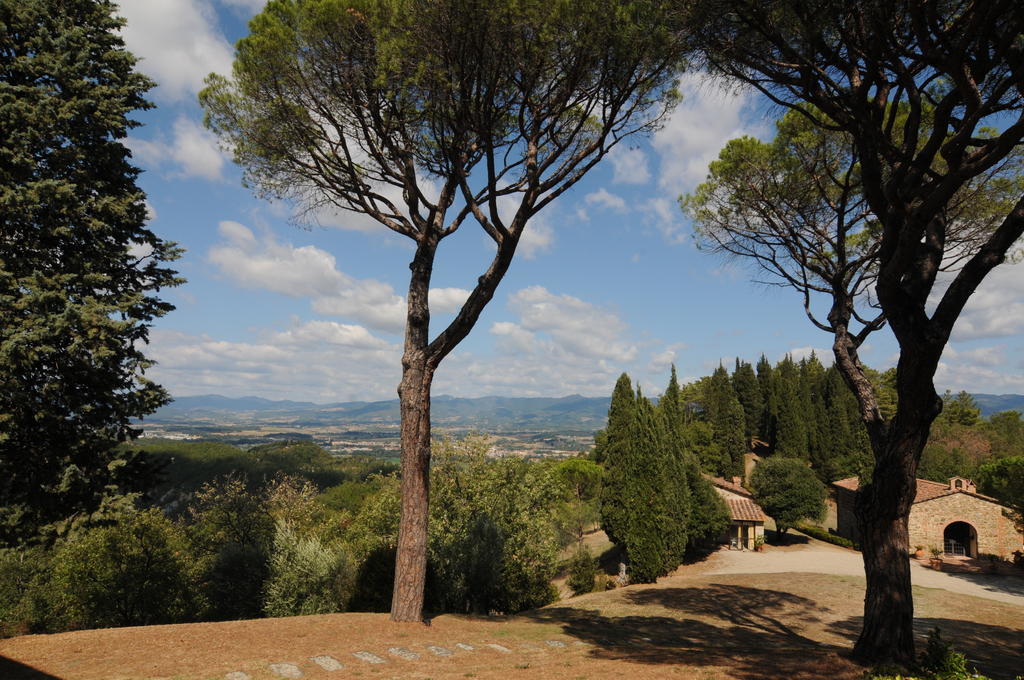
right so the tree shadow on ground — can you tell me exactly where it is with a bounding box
[832,616,1024,680]
[0,656,62,680]
[937,569,1024,599]
[527,584,860,680]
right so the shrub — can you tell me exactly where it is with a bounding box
[794,523,859,550]
[567,546,597,596]
[262,523,355,618]
[48,510,201,629]
[0,547,53,636]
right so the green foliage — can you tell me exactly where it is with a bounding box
[937,391,981,428]
[600,378,712,583]
[795,523,858,550]
[566,545,597,597]
[262,522,355,618]
[750,457,826,535]
[976,456,1024,532]
[0,0,182,548]
[0,547,53,636]
[317,478,384,514]
[703,365,747,476]
[552,457,604,547]
[428,436,559,614]
[732,360,762,441]
[48,510,201,629]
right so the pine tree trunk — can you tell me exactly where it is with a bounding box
[852,403,937,665]
[390,237,437,623]
[390,353,434,622]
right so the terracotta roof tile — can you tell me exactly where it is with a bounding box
[704,473,753,498]
[725,496,768,522]
[830,476,1001,505]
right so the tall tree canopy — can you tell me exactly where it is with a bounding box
[691,0,1024,664]
[0,0,181,547]
[202,0,683,621]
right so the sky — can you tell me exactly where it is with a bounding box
[114,0,1024,404]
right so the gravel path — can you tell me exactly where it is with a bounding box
[703,536,1024,607]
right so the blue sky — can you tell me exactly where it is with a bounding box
[115,0,1024,403]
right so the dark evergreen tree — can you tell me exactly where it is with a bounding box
[592,373,636,465]
[0,0,181,547]
[704,365,746,476]
[756,354,778,446]
[773,356,809,459]
[658,364,685,440]
[596,374,637,543]
[731,359,762,442]
[800,355,832,476]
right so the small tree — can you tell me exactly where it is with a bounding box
[749,457,826,536]
[202,0,682,622]
[0,0,182,548]
[48,510,201,629]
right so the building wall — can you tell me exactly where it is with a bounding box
[834,487,860,541]
[908,494,1024,559]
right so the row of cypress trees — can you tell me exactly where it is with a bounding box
[637,355,875,482]
[596,370,729,583]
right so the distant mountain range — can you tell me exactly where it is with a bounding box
[972,394,1024,418]
[148,391,1024,431]
[149,393,612,431]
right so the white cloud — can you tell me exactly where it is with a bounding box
[935,344,1024,394]
[147,327,401,402]
[608,146,651,184]
[504,286,637,362]
[208,222,471,335]
[786,346,834,366]
[117,0,234,103]
[127,116,227,181]
[518,216,555,259]
[584,188,628,213]
[652,73,766,194]
[640,197,689,245]
[949,264,1024,341]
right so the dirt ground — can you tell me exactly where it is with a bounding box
[2,538,1022,680]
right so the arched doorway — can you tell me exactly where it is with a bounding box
[943,521,978,558]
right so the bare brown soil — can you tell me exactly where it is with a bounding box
[2,567,1021,680]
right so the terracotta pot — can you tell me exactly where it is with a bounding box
[914,548,926,560]
[929,558,943,571]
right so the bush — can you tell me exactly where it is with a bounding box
[0,547,53,636]
[567,546,597,596]
[262,523,355,618]
[48,510,201,629]
[794,523,859,550]
[865,628,995,680]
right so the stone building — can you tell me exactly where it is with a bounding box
[707,475,768,550]
[831,476,1024,559]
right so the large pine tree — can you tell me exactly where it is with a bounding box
[0,0,181,547]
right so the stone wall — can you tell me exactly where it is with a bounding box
[908,493,1024,559]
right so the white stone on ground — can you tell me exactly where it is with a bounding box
[388,646,420,660]
[426,645,453,657]
[486,643,512,653]
[225,673,251,680]
[268,662,303,678]
[309,655,344,671]
[545,640,567,648]
[454,643,475,651]
[352,651,387,664]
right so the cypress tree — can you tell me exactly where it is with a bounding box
[598,374,636,544]
[705,365,746,476]
[773,356,809,459]
[732,359,762,442]
[659,364,684,440]
[0,0,182,546]
[756,354,778,445]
